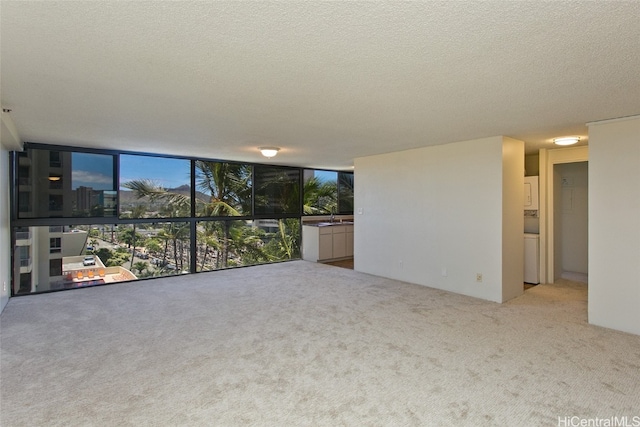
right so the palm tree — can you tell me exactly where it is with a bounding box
[196,161,251,268]
[303,176,337,215]
[133,261,148,276]
[123,162,251,270]
[254,167,301,215]
[129,205,147,269]
[122,179,191,216]
[122,163,308,270]
[159,222,189,272]
[225,221,268,267]
[276,218,300,260]
[259,218,300,262]
[195,161,251,216]
[198,221,222,271]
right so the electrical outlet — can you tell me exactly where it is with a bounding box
[399,260,404,269]
[476,273,483,282]
[2,281,5,292]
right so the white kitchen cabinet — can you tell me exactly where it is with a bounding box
[524,176,539,210]
[524,233,540,284]
[345,226,354,257]
[332,226,347,259]
[303,223,354,262]
[318,227,333,260]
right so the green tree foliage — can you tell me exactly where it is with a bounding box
[122,179,191,217]
[303,176,337,215]
[122,161,302,272]
[145,239,162,255]
[121,205,147,270]
[118,228,141,249]
[132,261,148,275]
[338,172,354,213]
[94,248,113,266]
[196,161,251,216]
[96,246,130,267]
[254,167,300,215]
[107,253,130,267]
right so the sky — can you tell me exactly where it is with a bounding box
[314,170,337,183]
[71,152,338,191]
[119,155,190,189]
[71,152,114,190]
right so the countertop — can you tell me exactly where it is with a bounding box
[303,221,354,227]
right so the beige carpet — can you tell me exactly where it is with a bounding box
[1,260,639,426]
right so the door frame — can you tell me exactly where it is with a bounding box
[539,146,589,284]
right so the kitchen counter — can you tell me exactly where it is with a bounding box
[304,221,354,227]
[302,222,354,262]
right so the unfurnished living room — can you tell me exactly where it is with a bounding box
[1,2,639,426]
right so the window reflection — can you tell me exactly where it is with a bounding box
[16,149,116,218]
[338,172,354,214]
[254,166,301,215]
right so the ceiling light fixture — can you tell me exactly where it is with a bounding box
[554,137,580,146]
[48,176,61,181]
[259,147,280,158]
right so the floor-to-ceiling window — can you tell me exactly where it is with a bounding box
[9,143,352,295]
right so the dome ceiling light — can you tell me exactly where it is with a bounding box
[553,137,580,146]
[259,147,280,158]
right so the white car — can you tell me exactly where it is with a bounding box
[83,256,95,266]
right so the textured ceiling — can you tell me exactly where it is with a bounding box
[2,1,639,169]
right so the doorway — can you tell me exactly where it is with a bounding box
[539,146,589,284]
[553,162,588,283]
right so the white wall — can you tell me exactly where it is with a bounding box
[502,137,525,301]
[0,144,11,311]
[525,154,539,176]
[2,107,23,312]
[354,136,523,303]
[588,115,640,335]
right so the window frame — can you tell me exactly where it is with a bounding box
[9,142,352,296]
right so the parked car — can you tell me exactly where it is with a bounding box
[83,256,96,266]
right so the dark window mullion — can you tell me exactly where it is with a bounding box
[114,153,120,218]
[190,160,197,273]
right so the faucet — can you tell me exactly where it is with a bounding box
[330,209,335,223]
